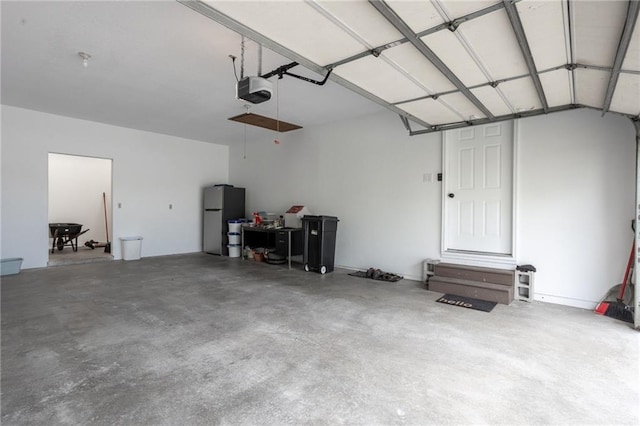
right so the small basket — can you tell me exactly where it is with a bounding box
[1,258,23,276]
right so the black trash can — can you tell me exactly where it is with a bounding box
[302,215,339,274]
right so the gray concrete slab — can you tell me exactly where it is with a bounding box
[2,253,638,425]
[48,245,113,267]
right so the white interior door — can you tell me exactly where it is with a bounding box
[443,122,513,255]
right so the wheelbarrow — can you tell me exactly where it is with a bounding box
[49,223,89,253]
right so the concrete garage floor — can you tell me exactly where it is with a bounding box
[1,254,638,425]
[47,246,113,267]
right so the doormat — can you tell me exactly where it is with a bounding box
[436,294,497,313]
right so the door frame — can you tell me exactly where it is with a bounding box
[47,152,114,263]
[440,120,519,268]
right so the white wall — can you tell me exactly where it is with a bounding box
[1,105,229,268]
[516,111,635,308]
[229,108,636,309]
[231,113,442,279]
[3,104,634,309]
[48,153,112,246]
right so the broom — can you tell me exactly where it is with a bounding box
[103,192,111,254]
[595,241,634,323]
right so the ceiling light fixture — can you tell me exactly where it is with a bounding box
[78,51,91,68]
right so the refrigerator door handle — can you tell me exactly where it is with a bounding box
[205,208,222,211]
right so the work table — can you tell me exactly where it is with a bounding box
[240,225,304,270]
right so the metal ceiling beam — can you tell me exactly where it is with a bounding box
[409,104,581,136]
[420,1,506,36]
[369,0,495,120]
[602,0,640,115]
[564,62,640,75]
[408,101,640,136]
[307,0,442,100]
[562,0,577,103]
[621,68,640,75]
[577,103,639,120]
[503,0,548,113]
[328,40,404,69]
[176,0,432,130]
[562,0,576,105]
[399,115,412,132]
[394,60,640,107]
[394,63,578,106]
[326,2,506,71]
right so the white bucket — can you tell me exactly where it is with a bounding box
[228,220,243,233]
[228,232,241,244]
[227,244,241,258]
[120,236,143,261]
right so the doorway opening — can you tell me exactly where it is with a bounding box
[48,153,113,266]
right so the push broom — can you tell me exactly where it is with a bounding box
[595,241,634,323]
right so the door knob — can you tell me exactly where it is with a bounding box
[448,193,455,198]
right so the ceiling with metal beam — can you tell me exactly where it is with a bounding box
[181,0,640,135]
[1,1,386,145]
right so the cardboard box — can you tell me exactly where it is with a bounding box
[284,205,310,228]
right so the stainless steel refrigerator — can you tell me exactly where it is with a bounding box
[203,186,245,255]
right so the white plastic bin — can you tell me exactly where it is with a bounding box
[228,220,244,234]
[1,258,23,276]
[227,244,241,258]
[120,236,143,261]
[228,232,241,245]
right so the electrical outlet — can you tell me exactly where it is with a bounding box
[422,172,433,183]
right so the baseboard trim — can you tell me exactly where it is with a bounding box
[534,293,597,310]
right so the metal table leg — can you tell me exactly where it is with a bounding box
[288,232,292,270]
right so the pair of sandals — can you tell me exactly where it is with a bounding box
[365,267,403,282]
[366,267,384,280]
